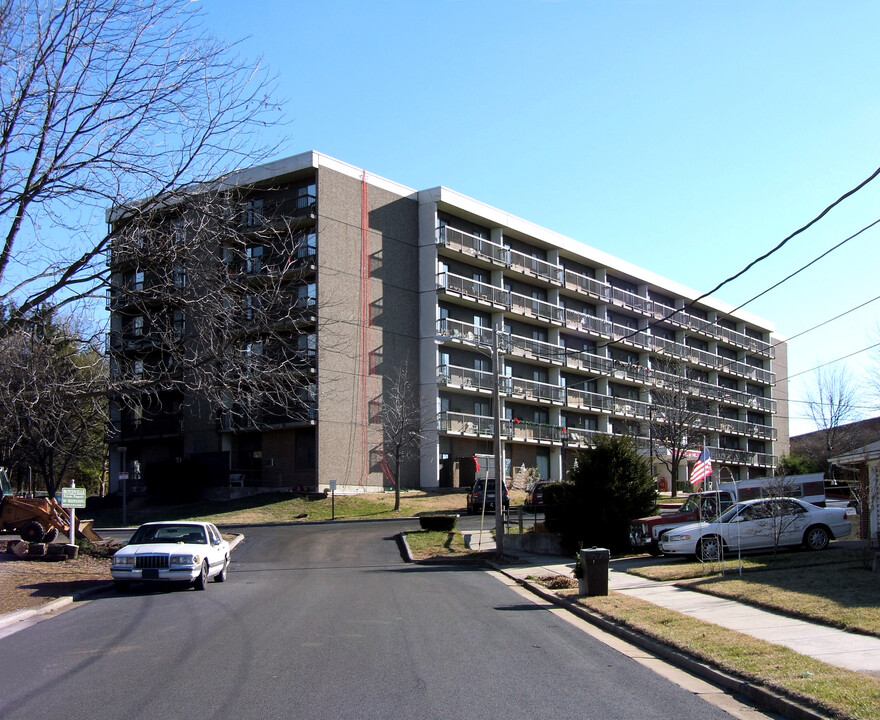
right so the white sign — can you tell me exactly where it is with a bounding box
[119,471,129,480]
[61,487,87,509]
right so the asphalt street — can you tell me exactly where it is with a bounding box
[0,521,763,720]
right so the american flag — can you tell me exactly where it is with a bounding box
[690,447,712,485]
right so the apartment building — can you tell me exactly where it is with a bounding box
[106,151,788,495]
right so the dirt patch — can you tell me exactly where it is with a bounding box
[0,553,111,615]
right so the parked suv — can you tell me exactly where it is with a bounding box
[466,478,510,515]
[523,481,552,513]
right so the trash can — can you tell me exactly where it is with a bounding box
[580,547,609,596]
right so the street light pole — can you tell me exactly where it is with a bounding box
[492,324,504,555]
[118,446,127,527]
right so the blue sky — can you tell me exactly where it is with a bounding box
[202,0,880,436]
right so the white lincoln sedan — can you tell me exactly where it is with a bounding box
[658,497,852,562]
[111,521,230,592]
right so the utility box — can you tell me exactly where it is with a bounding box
[580,547,610,596]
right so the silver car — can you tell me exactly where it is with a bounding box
[658,497,852,561]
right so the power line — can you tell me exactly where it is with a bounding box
[782,293,880,345]
[691,163,880,308]
[585,164,880,352]
[731,217,880,313]
[778,340,880,383]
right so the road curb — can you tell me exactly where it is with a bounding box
[0,534,246,632]
[490,561,831,720]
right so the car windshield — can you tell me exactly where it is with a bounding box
[716,503,749,524]
[679,496,700,513]
[129,524,207,545]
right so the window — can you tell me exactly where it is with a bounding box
[173,265,186,289]
[297,232,317,259]
[132,270,144,291]
[246,198,264,227]
[133,360,144,379]
[296,283,316,308]
[297,333,317,356]
[247,246,263,273]
[172,217,185,244]
[131,315,144,337]
[172,310,185,338]
[245,296,260,322]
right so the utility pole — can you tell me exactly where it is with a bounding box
[492,324,505,555]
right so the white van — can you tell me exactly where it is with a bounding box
[718,472,826,506]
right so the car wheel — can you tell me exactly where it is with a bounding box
[114,581,130,593]
[214,557,229,583]
[646,545,661,557]
[698,535,722,562]
[19,521,45,542]
[804,525,830,551]
[193,561,208,591]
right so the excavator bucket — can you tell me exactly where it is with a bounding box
[76,519,102,542]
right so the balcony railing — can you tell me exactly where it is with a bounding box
[563,269,608,299]
[563,308,611,336]
[503,376,564,403]
[438,364,493,392]
[438,226,507,264]
[436,317,494,344]
[509,291,563,323]
[507,248,563,284]
[440,272,509,307]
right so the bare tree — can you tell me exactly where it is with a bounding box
[648,359,710,497]
[377,361,423,511]
[0,0,282,327]
[107,185,324,433]
[0,307,106,497]
[805,366,860,477]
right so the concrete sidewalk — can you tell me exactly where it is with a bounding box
[468,531,880,678]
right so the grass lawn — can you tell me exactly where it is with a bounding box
[85,489,475,527]
[574,592,880,720]
[630,544,880,638]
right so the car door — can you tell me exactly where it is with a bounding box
[206,524,226,569]
[731,502,774,551]
[775,499,810,546]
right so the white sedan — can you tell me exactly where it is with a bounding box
[111,521,230,592]
[658,497,852,562]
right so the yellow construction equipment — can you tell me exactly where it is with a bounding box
[0,468,101,542]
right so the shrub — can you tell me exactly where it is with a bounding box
[544,435,656,554]
[419,514,458,532]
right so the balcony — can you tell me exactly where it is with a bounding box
[440,411,494,436]
[437,226,563,285]
[439,272,509,308]
[566,387,612,413]
[709,446,775,468]
[436,317,495,345]
[220,402,317,432]
[241,194,316,231]
[509,291,563,323]
[503,376,564,403]
[563,308,612,337]
[438,364,493,392]
[507,248,563,284]
[563,269,608,300]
